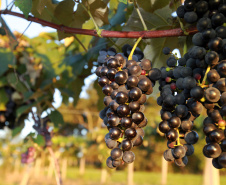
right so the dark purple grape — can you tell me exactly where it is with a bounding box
[109,127,122,140]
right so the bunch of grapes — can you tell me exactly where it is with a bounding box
[0,87,16,129]
[95,46,161,168]
[21,147,35,164]
[157,0,226,168]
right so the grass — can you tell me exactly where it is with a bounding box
[1,167,226,185]
[66,168,226,185]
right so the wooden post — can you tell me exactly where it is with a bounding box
[161,156,168,185]
[127,163,134,185]
[34,158,42,178]
[61,158,68,180]
[47,157,54,179]
[203,158,220,185]
[86,110,93,131]
[79,157,86,175]
[100,168,107,184]
[47,147,63,185]
[13,158,21,175]
[20,165,31,185]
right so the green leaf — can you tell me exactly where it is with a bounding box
[23,91,34,102]
[70,3,90,29]
[53,0,75,40]
[49,110,64,127]
[88,0,109,27]
[37,0,46,14]
[0,77,7,88]
[33,135,45,146]
[144,37,183,69]
[54,0,75,25]
[7,73,28,93]
[0,48,15,76]
[52,0,60,4]
[12,125,24,137]
[116,6,173,47]
[0,27,6,35]
[102,2,127,30]
[16,101,36,117]
[15,0,32,18]
[136,0,169,13]
[0,88,9,111]
[70,78,85,106]
[118,0,127,4]
[116,5,180,68]
[31,0,57,22]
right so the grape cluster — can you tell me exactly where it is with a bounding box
[21,147,35,164]
[95,46,161,168]
[158,0,226,168]
[177,0,226,24]
[158,51,200,167]
[0,87,16,129]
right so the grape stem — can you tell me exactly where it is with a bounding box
[0,10,198,38]
[201,65,211,87]
[133,0,148,31]
[81,2,102,37]
[176,129,181,146]
[128,36,143,60]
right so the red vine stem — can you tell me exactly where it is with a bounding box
[47,147,63,185]
[0,10,198,38]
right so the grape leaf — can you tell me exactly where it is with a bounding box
[0,77,7,88]
[73,3,90,27]
[91,3,109,27]
[144,37,183,69]
[49,109,64,127]
[37,0,46,14]
[118,0,127,4]
[15,0,32,18]
[7,73,28,93]
[33,135,45,146]
[53,0,75,25]
[136,0,169,13]
[31,0,57,22]
[116,5,181,67]
[16,96,46,117]
[86,0,109,27]
[0,27,6,35]
[16,101,36,117]
[0,88,9,111]
[0,48,15,76]
[108,2,127,28]
[52,0,60,4]
[12,125,24,137]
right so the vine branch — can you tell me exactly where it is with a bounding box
[0,10,198,38]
